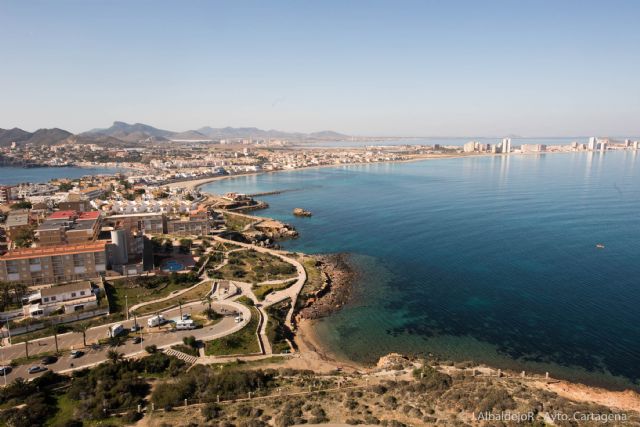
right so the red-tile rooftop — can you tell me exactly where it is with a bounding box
[78,211,100,220]
[48,210,77,220]
[46,210,100,221]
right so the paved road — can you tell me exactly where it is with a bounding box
[0,300,251,383]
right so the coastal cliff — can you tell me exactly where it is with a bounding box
[298,253,356,320]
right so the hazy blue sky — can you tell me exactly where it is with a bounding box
[1,0,639,136]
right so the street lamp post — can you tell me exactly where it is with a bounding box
[125,295,129,321]
[6,321,11,345]
[1,345,6,386]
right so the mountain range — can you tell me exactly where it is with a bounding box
[0,128,72,147]
[0,121,349,147]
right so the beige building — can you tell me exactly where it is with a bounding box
[166,210,211,236]
[105,213,166,235]
[0,242,107,285]
[5,210,32,241]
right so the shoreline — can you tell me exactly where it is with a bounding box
[175,149,621,193]
[181,152,488,191]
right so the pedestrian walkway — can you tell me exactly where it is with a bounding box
[163,348,199,365]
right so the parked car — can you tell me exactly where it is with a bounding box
[130,324,141,332]
[0,366,12,376]
[132,336,142,344]
[181,313,191,321]
[28,366,48,374]
[70,350,84,359]
[41,355,58,365]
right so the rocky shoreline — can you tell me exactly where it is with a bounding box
[298,253,357,320]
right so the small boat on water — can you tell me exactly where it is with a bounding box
[596,243,605,249]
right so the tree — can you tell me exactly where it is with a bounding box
[202,295,220,321]
[179,238,193,254]
[12,227,34,248]
[0,282,26,311]
[0,281,12,311]
[10,201,31,210]
[74,322,90,347]
[183,335,198,349]
[58,182,74,192]
[107,350,124,364]
[51,324,66,354]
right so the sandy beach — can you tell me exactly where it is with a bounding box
[166,152,485,192]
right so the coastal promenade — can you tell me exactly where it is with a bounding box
[212,235,307,330]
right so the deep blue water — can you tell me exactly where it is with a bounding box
[203,151,640,389]
[0,166,126,185]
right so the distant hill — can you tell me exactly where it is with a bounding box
[84,121,349,142]
[0,127,72,146]
[0,121,350,147]
[0,128,32,146]
[82,121,173,143]
[308,130,349,139]
[26,128,73,145]
[68,133,140,148]
[170,130,211,140]
[196,126,349,140]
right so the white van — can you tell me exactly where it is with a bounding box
[147,315,166,327]
[175,319,196,330]
[108,323,125,338]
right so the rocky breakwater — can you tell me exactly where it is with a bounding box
[298,253,356,320]
[254,219,299,240]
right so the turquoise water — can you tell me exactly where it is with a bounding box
[202,152,640,389]
[0,166,126,185]
[162,260,185,272]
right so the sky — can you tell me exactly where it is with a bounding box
[1,0,639,137]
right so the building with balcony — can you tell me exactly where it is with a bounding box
[27,280,98,317]
[36,210,101,247]
[0,242,107,285]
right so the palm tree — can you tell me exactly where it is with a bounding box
[0,281,10,311]
[74,322,90,347]
[52,324,65,354]
[106,349,123,364]
[202,293,217,320]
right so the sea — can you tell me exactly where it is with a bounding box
[0,166,127,186]
[294,136,623,148]
[202,149,640,390]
